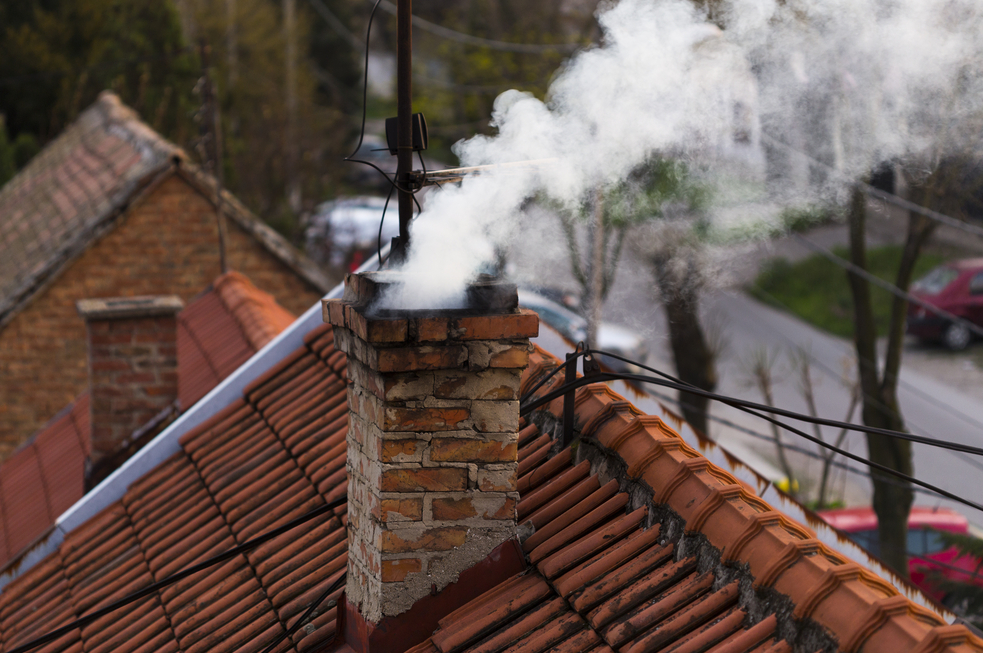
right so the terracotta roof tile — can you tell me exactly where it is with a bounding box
[0,93,331,333]
[0,275,296,573]
[0,444,53,555]
[0,92,181,322]
[1,316,980,653]
[214,272,295,351]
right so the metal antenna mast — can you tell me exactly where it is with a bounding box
[395,0,413,260]
[394,0,413,262]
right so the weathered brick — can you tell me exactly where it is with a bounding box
[470,400,520,433]
[366,317,408,343]
[348,359,386,399]
[383,406,469,432]
[379,498,423,522]
[0,172,324,453]
[380,439,426,463]
[381,467,468,492]
[322,298,345,327]
[380,526,468,553]
[413,316,449,342]
[477,466,518,492]
[429,438,517,463]
[381,558,422,582]
[377,345,468,373]
[345,304,369,341]
[381,372,434,401]
[466,341,532,370]
[431,495,516,521]
[451,310,539,340]
[433,369,521,401]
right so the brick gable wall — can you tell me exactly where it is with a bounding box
[0,174,324,456]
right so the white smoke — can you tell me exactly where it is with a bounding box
[380,0,983,311]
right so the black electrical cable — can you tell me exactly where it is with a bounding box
[343,0,425,201]
[519,362,983,514]
[638,371,943,496]
[563,349,983,458]
[6,494,348,653]
[259,572,348,653]
[377,183,396,266]
[519,344,586,405]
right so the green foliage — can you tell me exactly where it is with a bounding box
[404,0,595,158]
[779,205,835,233]
[0,0,359,242]
[751,246,945,338]
[0,0,198,142]
[12,132,39,169]
[548,156,709,304]
[0,117,15,186]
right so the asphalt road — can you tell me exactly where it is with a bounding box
[509,207,983,526]
[607,278,983,528]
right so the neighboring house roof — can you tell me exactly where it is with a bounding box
[0,91,330,330]
[0,303,978,653]
[0,271,294,575]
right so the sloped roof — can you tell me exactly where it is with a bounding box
[0,317,978,653]
[0,92,330,329]
[0,272,294,575]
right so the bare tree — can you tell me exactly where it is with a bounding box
[791,347,860,509]
[631,216,720,437]
[744,347,796,494]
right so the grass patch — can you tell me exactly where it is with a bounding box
[750,245,946,338]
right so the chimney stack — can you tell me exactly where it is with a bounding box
[324,272,538,629]
[77,296,183,483]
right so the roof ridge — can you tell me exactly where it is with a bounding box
[212,271,297,351]
[172,166,333,293]
[520,346,983,653]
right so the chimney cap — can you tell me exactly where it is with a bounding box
[77,295,184,321]
[346,271,518,318]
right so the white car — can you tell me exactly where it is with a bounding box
[306,196,400,269]
[518,289,649,373]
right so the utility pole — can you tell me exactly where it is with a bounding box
[284,0,301,213]
[394,0,413,262]
[198,40,229,274]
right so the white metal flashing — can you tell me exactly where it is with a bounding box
[0,253,377,590]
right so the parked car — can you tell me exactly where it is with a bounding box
[819,506,983,604]
[906,258,983,350]
[306,196,400,272]
[517,289,649,373]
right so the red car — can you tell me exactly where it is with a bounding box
[819,506,983,605]
[906,258,983,350]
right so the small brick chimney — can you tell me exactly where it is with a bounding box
[77,296,183,483]
[324,272,538,630]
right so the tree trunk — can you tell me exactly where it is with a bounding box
[654,254,717,437]
[845,184,912,577]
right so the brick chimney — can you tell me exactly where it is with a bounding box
[324,272,538,629]
[77,296,183,483]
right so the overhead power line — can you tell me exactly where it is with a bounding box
[760,132,983,241]
[748,281,983,446]
[372,0,582,53]
[520,349,983,514]
[642,381,943,497]
[793,233,983,340]
[308,0,365,51]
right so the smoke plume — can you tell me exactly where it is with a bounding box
[380,0,983,311]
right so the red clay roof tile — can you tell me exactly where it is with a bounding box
[0,276,295,574]
[1,317,979,653]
